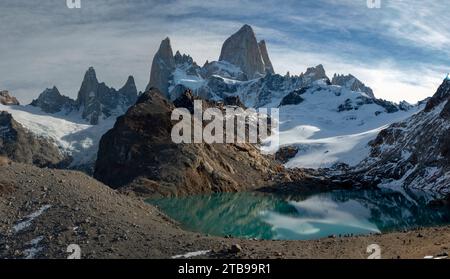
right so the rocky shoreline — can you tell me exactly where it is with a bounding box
[1,162,448,259]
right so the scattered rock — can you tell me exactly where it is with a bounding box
[230,244,242,254]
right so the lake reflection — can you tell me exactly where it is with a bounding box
[148,188,450,240]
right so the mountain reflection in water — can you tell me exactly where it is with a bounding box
[148,188,450,240]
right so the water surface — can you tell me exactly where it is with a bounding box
[148,189,450,240]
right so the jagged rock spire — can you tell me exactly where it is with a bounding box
[76,66,99,108]
[76,67,138,124]
[258,40,274,74]
[219,24,267,79]
[118,76,138,104]
[146,37,175,97]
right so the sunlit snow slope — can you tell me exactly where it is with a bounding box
[0,104,115,167]
[254,83,422,169]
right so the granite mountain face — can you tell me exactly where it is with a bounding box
[219,24,272,79]
[332,74,375,99]
[146,37,176,98]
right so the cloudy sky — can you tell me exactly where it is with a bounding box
[0,0,449,103]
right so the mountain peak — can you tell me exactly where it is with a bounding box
[160,37,172,52]
[239,24,254,34]
[83,67,98,84]
[303,64,329,83]
[30,87,76,114]
[332,73,375,98]
[43,86,61,96]
[146,37,176,97]
[425,78,450,112]
[219,24,266,79]
[125,75,135,85]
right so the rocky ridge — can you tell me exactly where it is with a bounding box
[94,88,293,197]
[348,79,450,194]
[30,67,138,125]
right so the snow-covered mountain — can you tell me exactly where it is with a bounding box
[0,24,427,179]
[30,67,137,125]
[349,79,450,195]
[145,24,422,169]
[0,67,137,171]
[263,81,422,169]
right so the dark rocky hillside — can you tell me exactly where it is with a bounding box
[94,88,289,197]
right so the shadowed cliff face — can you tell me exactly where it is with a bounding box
[30,87,76,114]
[146,37,176,97]
[258,40,275,75]
[94,88,287,197]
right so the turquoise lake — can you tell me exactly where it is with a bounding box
[148,189,450,240]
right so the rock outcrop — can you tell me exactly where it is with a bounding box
[279,87,308,107]
[146,37,176,97]
[353,79,450,194]
[94,88,284,197]
[302,64,330,84]
[30,87,76,113]
[76,67,138,124]
[0,111,67,167]
[332,74,375,98]
[0,91,19,106]
[219,25,268,79]
[201,60,247,81]
[258,40,275,74]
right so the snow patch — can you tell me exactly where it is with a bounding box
[259,85,422,168]
[172,250,211,259]
[13,205,52,233]
[23,236,44,259]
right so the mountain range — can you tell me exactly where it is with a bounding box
[0,24,448,197]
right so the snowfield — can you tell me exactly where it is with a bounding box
[168,59,423,169]
[260,84,423,168]
[0,104,116,167]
